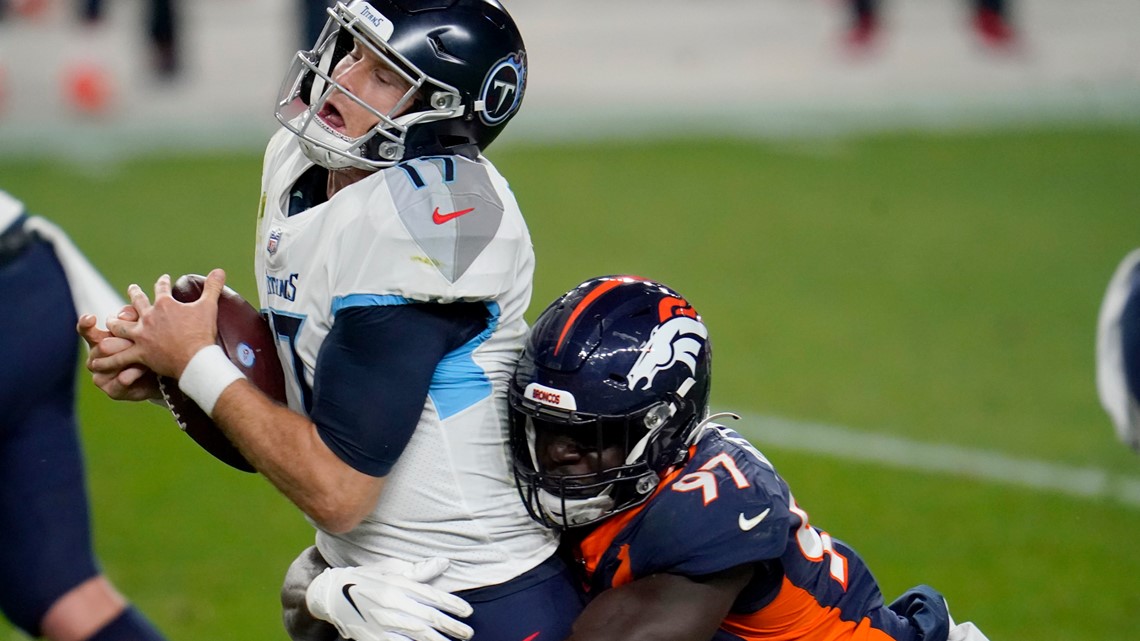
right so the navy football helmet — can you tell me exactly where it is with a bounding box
[510,276,713,529]
[1097,249,1140,453]
[275,0,527,170]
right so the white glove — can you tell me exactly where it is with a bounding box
[306,557,474,641]
[947,605,991,641]
[948,622,991,641]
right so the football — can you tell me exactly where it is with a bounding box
[157,274,286,473]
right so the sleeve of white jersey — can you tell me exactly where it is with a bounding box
[325,165,531,305]
[23,216,125,324]
[1,190,124,325]
[260,128,295,211]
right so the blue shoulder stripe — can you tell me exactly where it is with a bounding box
[429,302,500,420]
[331,294,414,315]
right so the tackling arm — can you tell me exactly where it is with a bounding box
[566,565,753,641]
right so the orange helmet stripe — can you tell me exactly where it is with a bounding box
[553,278,624,356]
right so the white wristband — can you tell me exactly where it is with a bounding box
[178,345,246,417]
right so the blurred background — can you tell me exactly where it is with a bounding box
[3,0,1138,153]
[1,1,1138,639]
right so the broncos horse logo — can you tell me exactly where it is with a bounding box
[627,297,708,391]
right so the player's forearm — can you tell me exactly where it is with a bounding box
[567,570,750,641]
[212,379,384,532]
[567,598,720,641]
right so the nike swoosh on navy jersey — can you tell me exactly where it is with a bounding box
[738,508,771,531]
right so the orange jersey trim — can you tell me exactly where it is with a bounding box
[576,461,690,586]
[720,578,897,641]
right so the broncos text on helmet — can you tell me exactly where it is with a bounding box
[509,275,713,529]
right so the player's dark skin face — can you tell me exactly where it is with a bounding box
[535,425,626,479]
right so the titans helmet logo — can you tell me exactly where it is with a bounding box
[627,314,708,392]
[479,52,526,126]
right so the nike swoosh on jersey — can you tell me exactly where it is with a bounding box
[520,633,541,641]
[738,508,771,531]
[342,583,364,618]
[432,206,475,224]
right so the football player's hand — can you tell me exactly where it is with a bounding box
[78,306,160,402]
[306,557,474,641]
[100,271,222,380]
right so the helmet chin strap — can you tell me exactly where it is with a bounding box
[296,122,374,170]
[537,487,615,527]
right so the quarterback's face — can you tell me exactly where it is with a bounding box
[319,41,414,139]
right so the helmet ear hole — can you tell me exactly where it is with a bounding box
[376,142,402,160]
[430,91,461,110]
[643,402,674,430]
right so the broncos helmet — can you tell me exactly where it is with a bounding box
[274,0,527,170]
[509,275,713,529]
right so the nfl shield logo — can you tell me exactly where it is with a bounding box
[267,228,282,256]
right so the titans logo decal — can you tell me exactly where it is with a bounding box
[479,52,526,126]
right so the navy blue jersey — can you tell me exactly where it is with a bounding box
[574,424,937,641]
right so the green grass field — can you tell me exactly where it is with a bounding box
[2,125,1139,639]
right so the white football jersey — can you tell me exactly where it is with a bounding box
[0,190,123,323]
[254,128,557,591]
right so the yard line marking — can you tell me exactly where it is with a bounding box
[731,413,1140,509]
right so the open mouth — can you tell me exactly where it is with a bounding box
[317,101,345,131]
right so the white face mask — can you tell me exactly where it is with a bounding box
[536,487,615,527]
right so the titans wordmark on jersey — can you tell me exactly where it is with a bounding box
[253,128,556,592]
